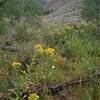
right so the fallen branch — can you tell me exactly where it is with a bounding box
[1,46,19,52]
[24,71,100,97]
[1,71,100,99]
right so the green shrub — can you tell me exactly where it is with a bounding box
[0,80,9,91]
[0,0,45,17]
[0,17,10,34]
[82,0,100,21]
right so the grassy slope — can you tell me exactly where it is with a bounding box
[0,18,100,99]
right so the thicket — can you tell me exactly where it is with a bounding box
[0,0,45,18]
[82,0,100,21]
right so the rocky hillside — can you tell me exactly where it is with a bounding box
[42,0,85,24]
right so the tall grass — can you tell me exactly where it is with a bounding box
[0,20,100,99]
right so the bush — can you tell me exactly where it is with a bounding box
[82,0,100,21]
[0,0,45,18]
[0,17,10,34]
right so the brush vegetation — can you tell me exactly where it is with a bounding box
[0,0,100,100]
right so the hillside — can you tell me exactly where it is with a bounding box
[42,0,85,24]
[0,0,100,100]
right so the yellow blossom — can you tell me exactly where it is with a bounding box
[45,48,55,56]
[34,44,56,56]
[11,61,22,69]
[34,44,43,49]
[28,93,39,100]
[34,44,44,54]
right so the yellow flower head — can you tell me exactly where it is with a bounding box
[45,48,55,56]
[28,93,39,100]
[34,44,44,54]
[34,44,43,49]
[11,61,22,69]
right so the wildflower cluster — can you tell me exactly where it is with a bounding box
[45,47,55,56]
[34,44,44,54]
[28,93,39,100]
[11,61,22,69]
[34,44,55,56]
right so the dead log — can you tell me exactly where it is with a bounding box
[23,72,100,96]
[1,71,100,99]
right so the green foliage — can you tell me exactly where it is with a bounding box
[0,0,100,99]
[82,0,100,21]
[0,80,9,91]
[0,21,100,99]
[0,0,45,17]
[0,17,10,34]
[0,0,7,5]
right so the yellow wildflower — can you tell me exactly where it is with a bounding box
[34,44,44,54]
[28,93,39,100]
[12,61,22,69]
[45,48,55,56]
[34,44,43,49]
[34,44,55,56]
